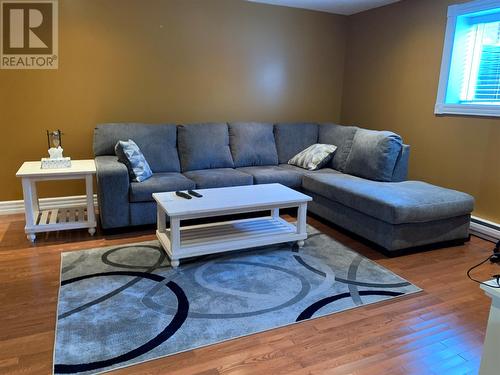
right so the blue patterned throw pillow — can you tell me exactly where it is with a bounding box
[115,139,153,182]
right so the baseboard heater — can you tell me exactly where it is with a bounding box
[471,216,500,242]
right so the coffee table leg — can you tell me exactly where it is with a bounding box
[157,206,166,233]
[170,217,181,268]
[296,203,307,248]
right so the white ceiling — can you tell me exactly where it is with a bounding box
[246,0,401,15]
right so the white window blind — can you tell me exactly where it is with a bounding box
[435,0,500,117]
[462,21,500,103]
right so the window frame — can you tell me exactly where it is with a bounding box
[435,0,500,117]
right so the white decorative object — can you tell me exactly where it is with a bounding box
[479,280,500,375]
[49,146,64,159]
[42,130,72,169]
[16,160,97,242]
[41,156,72,169]
[153,183,312,268]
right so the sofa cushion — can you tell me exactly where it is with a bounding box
[94,123,180,173]
[178,123,234,171]
[344,129,402,182]
[129,173,196,203]
[183,168,253,189]
[228,122,278,167]
[302,173,474,224]
[278,164,342,176]
[392,144,410,182]
[237,166,303,188]
[318,123,358,172]
[274,123,319,164]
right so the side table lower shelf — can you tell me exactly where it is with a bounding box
[25,206,96,241]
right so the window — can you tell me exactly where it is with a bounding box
[435,0,500,117]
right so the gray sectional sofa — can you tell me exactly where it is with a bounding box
[93,122,474,254]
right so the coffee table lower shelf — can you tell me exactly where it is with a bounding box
[156,216,306,267]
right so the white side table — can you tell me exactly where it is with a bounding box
[16,160,97,242]
[479,280,500,375]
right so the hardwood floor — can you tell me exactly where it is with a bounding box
[0,212,497,375]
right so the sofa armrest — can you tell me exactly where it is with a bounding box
[95,156,131,229]
[391,144,410,182]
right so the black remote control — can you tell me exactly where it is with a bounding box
[175,191,192,199]
[188,190,203,198]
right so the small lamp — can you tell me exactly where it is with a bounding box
[41,129,71,169]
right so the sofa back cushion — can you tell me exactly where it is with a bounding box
[93,123,180,172]
[318,123,358,172]
[344,129,402,182]
[178,123,234,171]
[274,123,319,164]
[228,122,278,167]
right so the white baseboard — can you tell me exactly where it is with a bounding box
[0,194,98,215]
[470,216,500,243]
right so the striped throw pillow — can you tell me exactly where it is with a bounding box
[288,144,337,171]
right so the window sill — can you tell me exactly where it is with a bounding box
[434,103,500,117]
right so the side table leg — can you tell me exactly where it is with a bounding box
[85,175,96,236]
[22,178,36,242]
[30,180,39,213]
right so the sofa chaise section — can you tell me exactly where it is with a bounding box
[303,164,474,252]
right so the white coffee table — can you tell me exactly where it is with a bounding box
[153,183,312,267]
[16,160,97,242]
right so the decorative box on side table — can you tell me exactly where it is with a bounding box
[16,160,97,242]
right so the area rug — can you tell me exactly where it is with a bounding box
[53,226,421,374]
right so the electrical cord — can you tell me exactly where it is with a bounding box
[491,240,500,263]
[467,243,500,288]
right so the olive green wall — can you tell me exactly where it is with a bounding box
[341,0,500,222]
[0,0,346,200]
